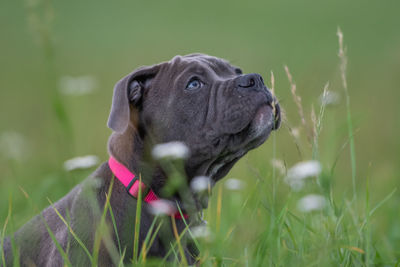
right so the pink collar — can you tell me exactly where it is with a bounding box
[108,156,188,219]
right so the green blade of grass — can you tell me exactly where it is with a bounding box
[118,248,126,267]
[169,242,180,263]
[92,178,119,267]
[146,221,163,256]
[47,198,93,262]
[138,217,163,262]
[138,215,158,261]
[40,214,72,267]
[107,202,122,255]
[1,195,13,267]
[368,188,397,217]
[132,174,143,263]
[176,203,201,250]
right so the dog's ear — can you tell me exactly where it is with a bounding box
[108,64,160,133]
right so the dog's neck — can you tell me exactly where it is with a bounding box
[108,126,142,170]
[107,125,167,192]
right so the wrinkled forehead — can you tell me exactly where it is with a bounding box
[164,54,241,79]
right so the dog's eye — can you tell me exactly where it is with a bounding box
[186,79,203,90]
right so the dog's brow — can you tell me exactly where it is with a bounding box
[204,59,237,77]
[183,64,209,76]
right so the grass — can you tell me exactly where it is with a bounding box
[1,0,400,266]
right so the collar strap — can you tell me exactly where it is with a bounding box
[108,156,188,219]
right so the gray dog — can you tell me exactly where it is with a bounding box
[1,54,280,266]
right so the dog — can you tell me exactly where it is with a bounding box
[1,54,280,266]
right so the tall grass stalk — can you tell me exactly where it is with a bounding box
[24,0,73,157]
[365,163,371,267]
[171,216,188,266]
[312,82,329,160]
[216,185,223,233]
[284,65,313,145]
[284,65,306,129]
[337,27,357,198]
[270,71,278,204]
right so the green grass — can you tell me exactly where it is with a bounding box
[1,0,400,266]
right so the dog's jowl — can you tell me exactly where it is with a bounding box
[1,54,280,266]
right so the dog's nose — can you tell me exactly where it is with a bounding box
[237,73,264,89]
[236,73,273,103]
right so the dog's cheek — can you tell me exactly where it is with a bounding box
[141,107,174,142]
[221,105,252,133]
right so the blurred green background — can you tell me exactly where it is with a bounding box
[1,0,400,263]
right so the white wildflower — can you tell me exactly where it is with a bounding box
[190,176,211,192]
[0,131,30,161]
[270,159,286,176]
[148,199,176,216]
[190,225,212,239]
[297,194,326,213]
[286,179,305,191]
[225,178,245,191]
[291,127,300,139]
[287,160,322,180]
[319,90,340,106]
[285,160,322,191]
[152,141,189,160]
[59,75,97,96]
[63,155,99,171]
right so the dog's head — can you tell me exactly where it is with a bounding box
[108,54,280,204]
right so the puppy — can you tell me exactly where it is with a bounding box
[1,54,280,266]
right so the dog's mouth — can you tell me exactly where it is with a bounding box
[228,100,281,147]
[247,101,280,137]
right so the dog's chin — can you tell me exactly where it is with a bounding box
[246,104,275,142]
